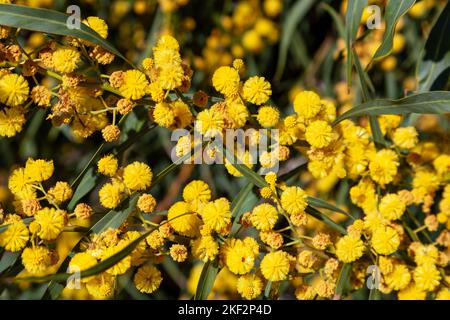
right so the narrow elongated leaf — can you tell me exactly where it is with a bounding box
[372,0,416,61]
[230,182,257,235]
[263,281,272,299]
[336,263,352,296]
[0,4,130,64]
[278,162,307,182]
[321,3,346,40]
[417,1,450,92]
[194,261,219,300]
[305,206,346,235]
[0,252,20,274]
[307,196,353,219]
[345,0,368,85]
[67,167,98,211]
[333,91,450,124]
[274,0,315,80]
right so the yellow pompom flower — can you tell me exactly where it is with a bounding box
[48,181,73,204]
[335,235,365,263]
[250,203,278,231]
[8,167,34,198]
[384,264,411,291]
[137,193,157,213]
[0,220,29,252]
[170,244,188,262]
[237,274,263,300]
[152,102,175,128]
[86,274,115,299]
[52,47,81,73]
[119,70,149,100]
[392,127,418,149]
[183,180,211,211]
[379,193,406,221]
[200,198,231,232]
[305,120,335,148]
[195,109,224,138]
[371,226,400,255]
[256,105,280,128]
[97,154,118,177]
[0,73,29,106]
[158,64,184,90]
[99,183,122,209]
[83,16,108,39]
[413,263,441,291]
[260,250,291,281]
[34,207,67,241]
[0,106,26,137]
[398,284,426,300]
[222,238,256,275]
[226,102,249,129]
[167,201,201,237]
[293,91,322,119]
[21,246,53,275]
[212,66,240,97]
[242,76,271,105]
[192,235,219,262]
[280,186,307,215]
[134,265,162,294]
[123,161,153,191]
[24,158,54,183]
[369,149,399,187]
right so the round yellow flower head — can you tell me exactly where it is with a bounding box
[242,76,271,105]
[212,66,240,97]
[183,180,211,208]
[242,30,264,52]
[369,149,399,187]
[119,70,149,100]
[379,193,406,221]
[155,34,180,51]
[0,73,29,107]
[69,252,98,283]
[293,91,322,119]
[413,263,441,291]
[97,154,119,177]
[222,238,256,275]
[335,235,365,263]
[392,127,418,149]
[305,120,335,149]
[250,203,278,231]
[237,274,263,300]
[0,106,26,137]
[195,109,224,138]
[280,186,307,215]
[257,105,280,128]
[123,161,153,191]
[48,181,73,204]
[137,193,157,213]
[83,16,108,39]
[200,198,231,232]
[74,203,93,220]
[170,244,188,262]
[398,283,426,300]
[86,274,115,299]
[260,250,291,281]
[371,226,400,255]
[99,182,122,209]
[34,207,67,241]
[52,47,81,73]
[167,201,201,237]
[0,219,29,252]
[384,264,411,291]
[21,246,53,275]
[192,235,219,262]
[24,158,54,183]
[134,265,162,294]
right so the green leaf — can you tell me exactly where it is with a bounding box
[321,3,346,40]
[345,0,368,86]
[0,252,20,274]
[307,196,353,219]
[417,1,450,92]
[336,263,352,296]
[230,181,257,235]
[371,0,416,61]
[0,4,131,65]
[263,281,272,299]
[67,167,98,211]
[278,162,307,182]
[305,206,346,235]
[333,91,450,124]
[194,261,219,300]
[274,0,315,80]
